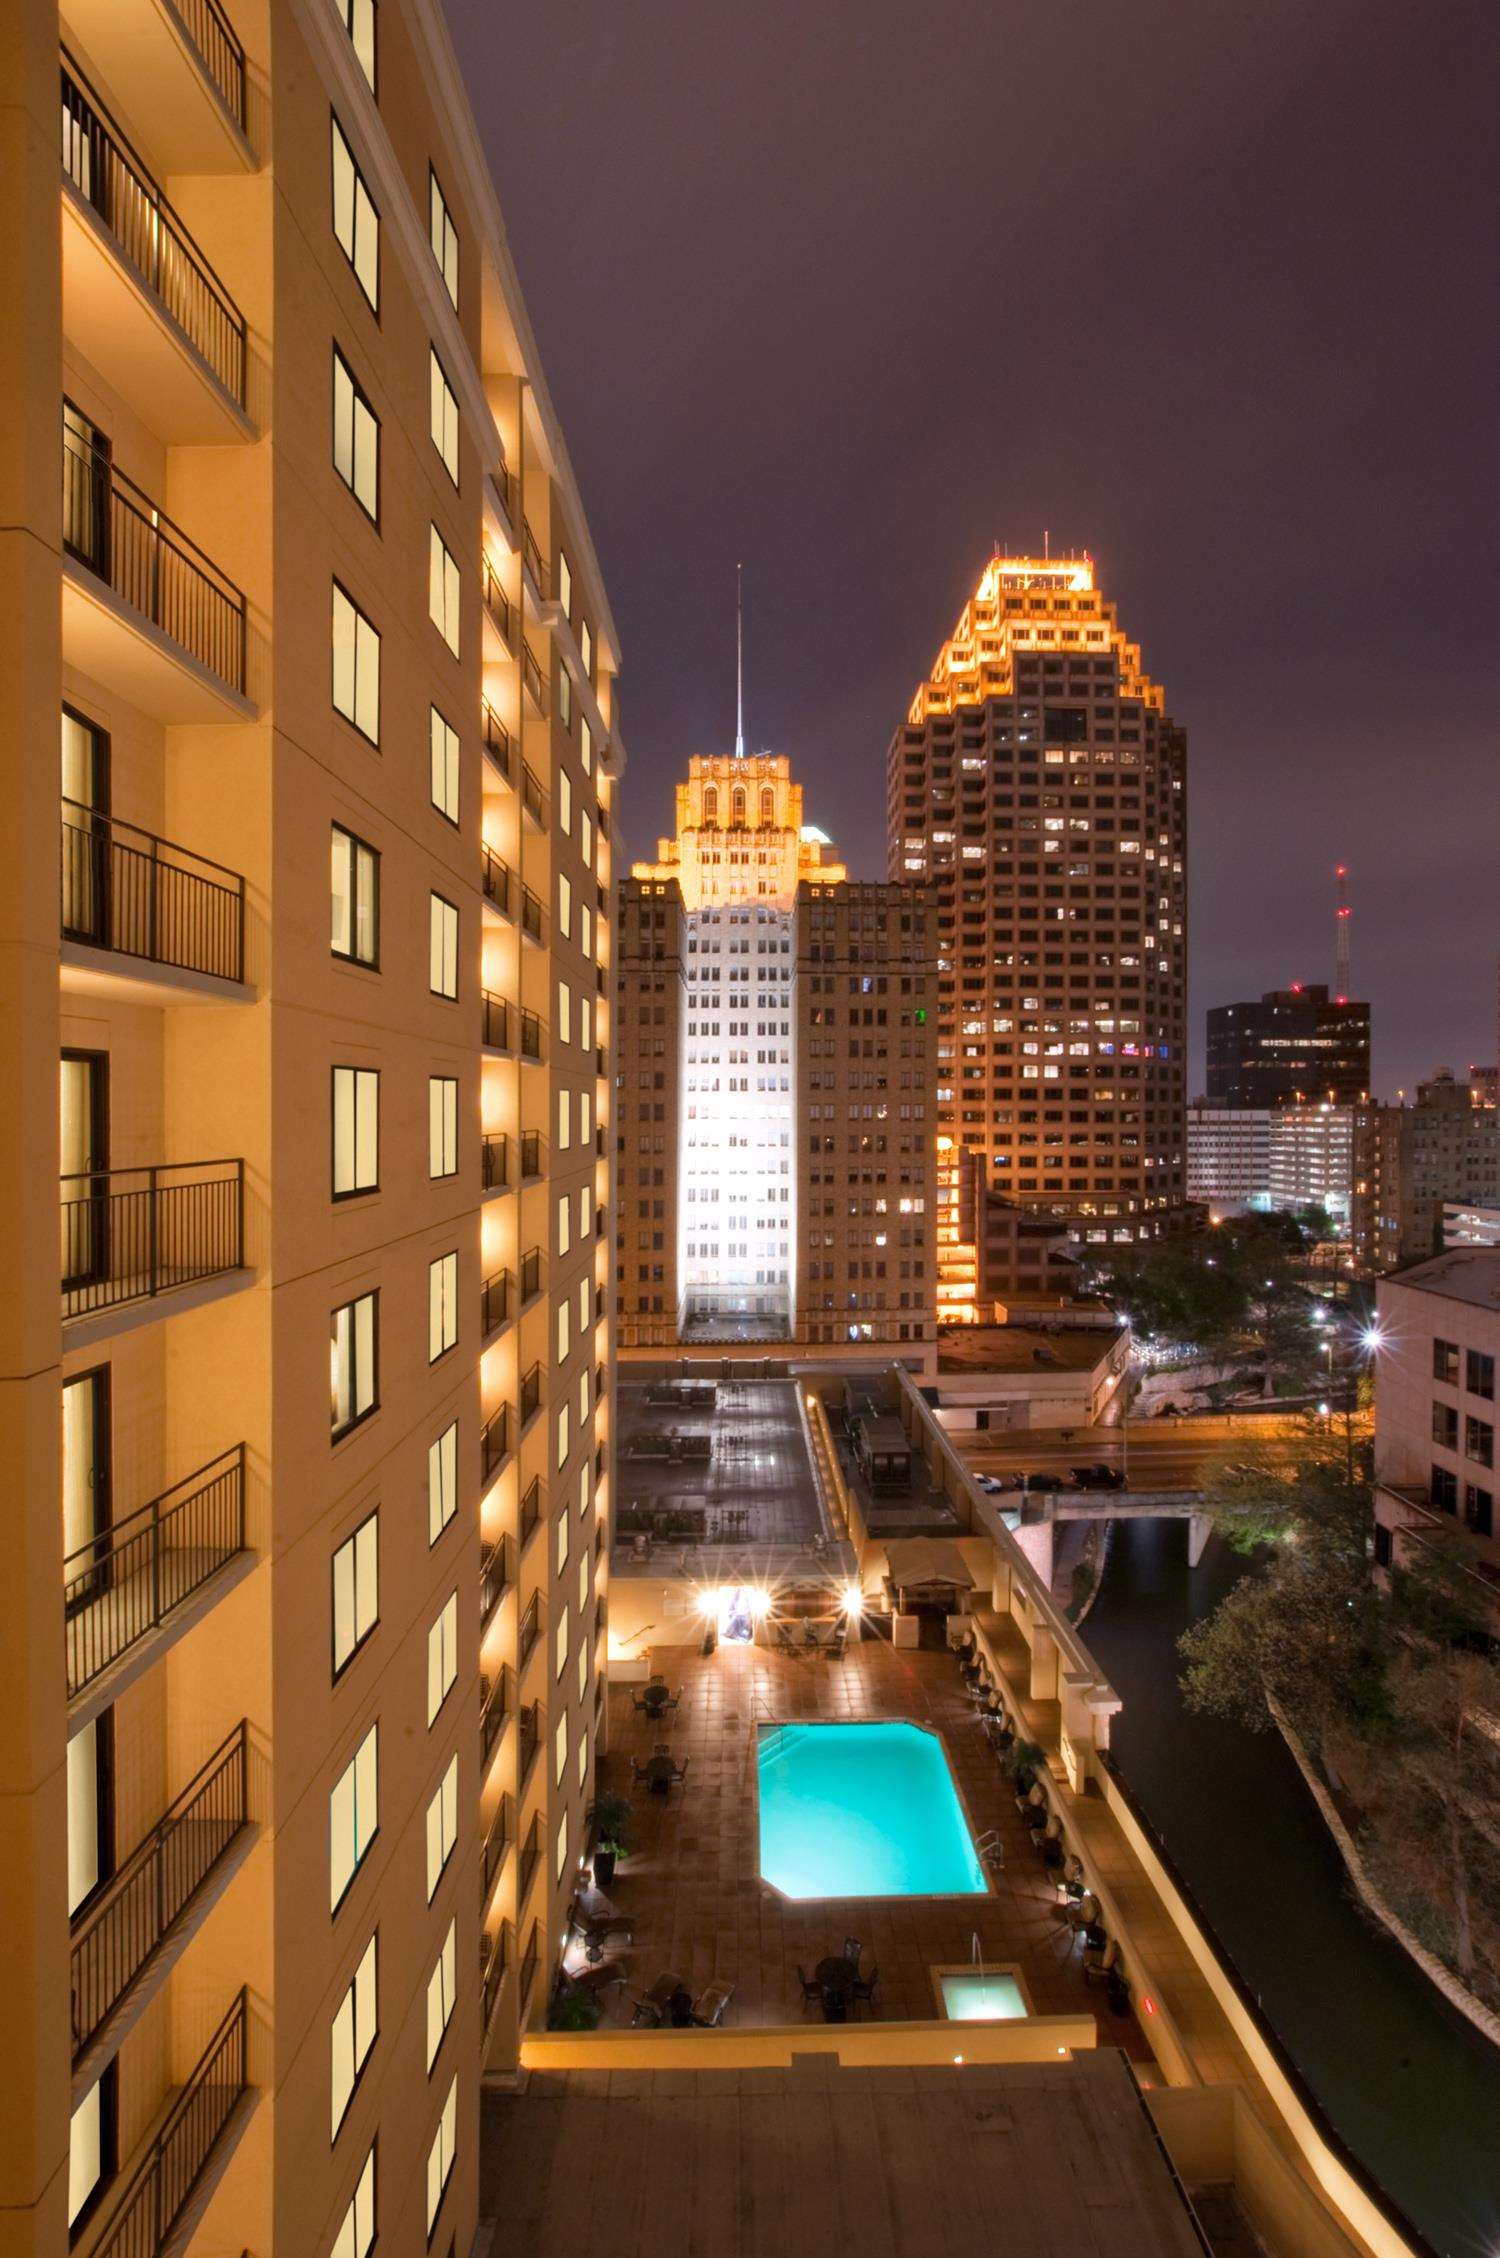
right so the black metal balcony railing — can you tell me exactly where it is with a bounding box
[480,1668,510,1769]
[481,1795,512,1900]
[519,1008,543,1063]
[61,802,245,983]
[519,1363,541,1427]
[61,421,247,696]
[480,1407,511,1488]
[481,1268,511,1340]
[522,521,545,592]
[520,1131,542,1180]
[61,64,247,405]
[176,0,247,129]
[481,1920,511,2032]
[517,1597,541,1674]
[479,1534,509,1631]
[64,1446,246,1699]
[61,1160,245,1321]
[517,1814,541,1907]
[490,455,515,524]
[481,1131,508,1194]
[481,553,511,644]
[519,1248,541,1305]
[519,884,544,944]
[519,1919,540,2010]
[481,699,512,781]
[522,647,546,714]
[92,1986,248,2258]
[481,990,510,1051]
[481,845,512,917]
[71,1722,249,2062]
[517,1700,540,1784]
[520,760,547,827]
[518,1477,541,1551]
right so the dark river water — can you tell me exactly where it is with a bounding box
[1085,1518,1500,2258]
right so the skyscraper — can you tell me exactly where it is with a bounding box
[887,554,1187,1318]
[1206,985,1370,1107]
[617,754,936,1350]
[2,2,618,2248]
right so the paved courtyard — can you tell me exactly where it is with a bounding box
[585,1637,1149,2056]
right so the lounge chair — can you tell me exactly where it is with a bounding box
[691,1980,735,2028]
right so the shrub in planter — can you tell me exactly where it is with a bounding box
[548,1984,604,2032]
[587,1793,632,1887]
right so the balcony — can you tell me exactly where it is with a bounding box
[519,1008,543,1064]
[518,1918,541,2015]
[485,456,516,545]
[62,1160,246,1325]
[63,0,251,173]
[517,1597,541,1676]
[520,759,548,830]
[61,803,247,997]
[61,421,250,719]
[61,62,249,443]
[481,1268,512,1341]
[481,990,511,1052]
[519,1362,541,1429]
[480,1137,511,1206]
[479,1534,510,1631]
[522,521,546,597]
[480,1668,510,1770]
[71,1723,251,2077]
[481,553,514,656]
[89,1988,252,2258]
[517,1815,542,1914]
[482,699,513,783]
[522,646,547,717]
[519,883,545,946]
[517,1701,540,1789]
[481,844,513,919]
[480,1407,512,1489]
[65,1446,247,1709]
[519,1248,542,1307]
[481,1795,512,1903]
[481,1920,512,2036]
[519,1131,543,1182]
[518,1477,541,1554]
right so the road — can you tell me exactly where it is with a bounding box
[953,1410,1365,1494]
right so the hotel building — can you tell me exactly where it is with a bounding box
[887,555,1188,1318]
[2,2,619,2252]
[617,755,936,1352]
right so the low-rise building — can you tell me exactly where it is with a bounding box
[1373,1248,1499,1625]
[1352,1072,1500,1273]
[1186,1104,1272,1213]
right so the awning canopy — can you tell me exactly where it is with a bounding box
[882,1537,976,1594]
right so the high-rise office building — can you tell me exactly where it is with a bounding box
[1353,1073,1500,1274]
[616,756,936,1350]
[1,3,619,2250]
[887,554,1187,1318]
[1205,986,1370,1107]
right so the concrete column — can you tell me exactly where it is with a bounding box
[1028,1621,1058,1703]
[1187,1511,1211,1568]
[1009,1515,1054,1590]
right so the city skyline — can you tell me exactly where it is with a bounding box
[446,0,1500,1103]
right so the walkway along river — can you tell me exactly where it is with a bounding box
[1084,1517,1500,2258]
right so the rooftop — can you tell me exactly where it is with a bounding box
[1383,1247,1500,1314]
[937,1325,1122,1377]
[614,1376,834,1556]
[481,2047,1205,2258]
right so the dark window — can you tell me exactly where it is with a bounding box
[1433,1337,1460,1385]
[1430,1464,1459,1512]
[1465,1417,1494,1470]
[1465,1485,1493,1538]
[1466,1349,1495,1401]
[1432,1401,1459,1449]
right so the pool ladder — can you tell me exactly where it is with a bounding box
[973,1829,1005,1872]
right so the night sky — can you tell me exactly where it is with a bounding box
[447,0,1499,1099]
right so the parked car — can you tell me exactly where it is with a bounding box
[1021,1472,1063,1492]
[975,1472,1022,1495]
[1069,1463,1125,1489]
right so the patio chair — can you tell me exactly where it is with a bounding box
[850,1961,879,2009]
[796,1965,823,2007]
[691,1980,736,2028]
[669,1758,690,1787]
[842,1936,862,1964]
[569,1896,633,1964]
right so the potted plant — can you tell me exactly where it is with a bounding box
[587,1793,632,1887]
[1003,1738,1047,1796]
[548,1983,604,2032]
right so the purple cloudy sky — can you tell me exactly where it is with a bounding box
[446,0,1500,1096]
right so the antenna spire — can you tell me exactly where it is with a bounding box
[1334,864,1352,1002]
[735,563,745,760]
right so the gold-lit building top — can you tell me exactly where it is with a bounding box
[632,752,846,913]
[908,553,1165,723]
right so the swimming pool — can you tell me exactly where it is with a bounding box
[756,1720,987,1899]
[939,1970,1028,2021]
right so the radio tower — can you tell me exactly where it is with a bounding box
[1334,865,1352,1004]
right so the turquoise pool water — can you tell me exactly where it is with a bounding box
[756,1720,987,1899]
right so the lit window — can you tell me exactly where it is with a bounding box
[558,667,572,732]
[332,1065,379,1197]
[429,348,459,484]
[429,894,458,997]
[429,169,458,307]
[430,707,459,822]
[332,582,380,743]
[555,1608,569,1680]
[557,1192,571,1256]
[427,1591,458,1724]
[330,1932,378,2136]
[557,1089,570,1154]
[428,1251,458,1362]
[332,349,378,520]
[335,0,376,91]
[331,116,378,310]
[580,716,592,774]
[428,1076,458,1179]
[580,619,592,677]
[425,1918,456,2071]
[428,1421,457,1544]
[425,1756,458,1900]
[554,1712,568,1784]
[426,2075,458,2233]
[558,872,572,938]
[331,1510,378,1677]
[330,1723,378,1911]
[555,1812,569,1879]
[330,2143,376,2258]
[558,549,573,618]
[429,526,461,657]
[559,767,573,837]
[68,2070,113,2234]
[331,825,379,966]
[331,1291,378,1438]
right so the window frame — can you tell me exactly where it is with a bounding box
[428,1250,458,1364]
[331,113,380,313]
[426,2074,458,2236]
[331,1289,380,1442]
[428,524,461,657]
[330,1721,380,1915]
[331,824,380,970]
[332,580,381,745]
[429,347,460,486]
[331,1508,379,1681]
[426,1590,458,1725]
[429,892,459,1000]
[429,706,460,826]
[428,1075,458,1179]
[331,1065,380,1201]
[336,0,377,93]
[331,346,380,525]
[331,2141,377,2258]
[429,167,459,308]
[425,1754,459,1901]
[425,1917,457,2073]
[428,1420,458,1546]
[330,1930,379,2140]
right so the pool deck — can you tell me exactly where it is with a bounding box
[588,1639,1151,2057]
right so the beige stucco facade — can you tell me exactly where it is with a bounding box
[0,2,619,2251]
